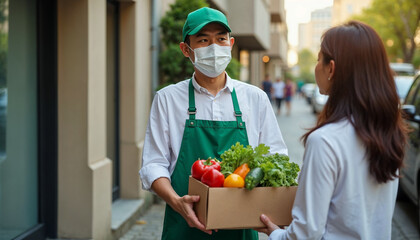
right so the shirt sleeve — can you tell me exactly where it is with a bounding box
[139,92,172,191]
[281,131,337,239]
[258,93,288,155]
[269,229,288,240]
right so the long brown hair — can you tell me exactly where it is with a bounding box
[302,21,409,183]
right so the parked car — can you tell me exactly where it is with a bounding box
[307,74,412,114]
[390,62,415,76]
[395,75,414,103]
[311,86,328,114]
[301,83,316,105]
[399,73,420,230]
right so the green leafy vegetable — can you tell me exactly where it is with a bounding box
[220,142,269,177]
[219,143,300,187]
[259,153,300,187]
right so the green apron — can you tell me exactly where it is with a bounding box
[161,80,259,240]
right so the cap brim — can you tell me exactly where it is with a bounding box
[186,21,231,40]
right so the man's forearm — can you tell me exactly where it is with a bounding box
[151,177,180,209]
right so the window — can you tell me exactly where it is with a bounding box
[0,0,40,238]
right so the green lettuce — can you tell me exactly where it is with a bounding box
[219,143,300,187]
[259,153,300,187]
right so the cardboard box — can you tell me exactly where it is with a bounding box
[188,176,297,230]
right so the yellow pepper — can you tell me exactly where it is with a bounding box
[223,173,245,188]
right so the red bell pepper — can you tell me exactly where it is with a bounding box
[201,168,225,187]
[191,158,221,180]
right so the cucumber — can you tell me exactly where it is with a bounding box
[244,167,264,190]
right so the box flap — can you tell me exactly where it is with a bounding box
[188,176,209,226]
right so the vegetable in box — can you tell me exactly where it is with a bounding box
[220,142,300,189]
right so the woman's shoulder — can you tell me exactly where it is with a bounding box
[309,119,354,142]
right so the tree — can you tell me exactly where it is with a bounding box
[0,0,7,89]
[353,0,420,63]
[159,0,241,86]
[159,0,207,86]
[297,49,316,83]
[413,49,420,69]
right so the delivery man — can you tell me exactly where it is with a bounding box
[140,7,288,240]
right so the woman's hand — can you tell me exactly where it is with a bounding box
[172,194,213,235]
[255,214,280,236]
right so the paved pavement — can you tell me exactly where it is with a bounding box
[119,198,269,240]
[122,96,420,239]
[119,200,165,240]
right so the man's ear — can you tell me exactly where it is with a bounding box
[179,42,191,58]
[329,60,335,79]
[229,37,235,48]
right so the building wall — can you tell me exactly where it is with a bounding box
[298,22,311,52]
[160,0,176,19]
[310,7,332,54]
[209,0,288,87]
[57,0,153,239]
[298,7,332,54]
[332,0,373,26]
[57,0,111,238]
[119,0,152,200]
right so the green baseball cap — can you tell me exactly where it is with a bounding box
[182,7,231,42]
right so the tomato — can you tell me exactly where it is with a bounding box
[201,168,225,187]
[191,158,221,180]
[233,163,250,179]
[223,173,245,188]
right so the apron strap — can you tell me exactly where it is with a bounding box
[231,88,245,128]
[188,79,196,121]
[188,79,244,128]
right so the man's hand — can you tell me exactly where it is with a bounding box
[255,214,280,236]
[172,194,213,235]
[151,177,213,235]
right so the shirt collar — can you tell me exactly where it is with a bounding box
[191,72,234,94]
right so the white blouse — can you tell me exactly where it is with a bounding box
[269,119,398,240]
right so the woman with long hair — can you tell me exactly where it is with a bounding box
[257,21,409,239]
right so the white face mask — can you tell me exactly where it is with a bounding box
[187,43,232,78]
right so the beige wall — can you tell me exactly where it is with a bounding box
[57,0,152,239]
[119,1,152,199]
[160,0,176,18]
[58,0,112,239]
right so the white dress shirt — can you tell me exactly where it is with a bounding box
[140,73,288,191]
[269,119,398,240]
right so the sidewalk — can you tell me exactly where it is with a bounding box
[119,197,269,240]
[119,199,165,240]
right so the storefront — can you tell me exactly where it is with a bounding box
[0,0,154,239]
[0,0,57,239]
